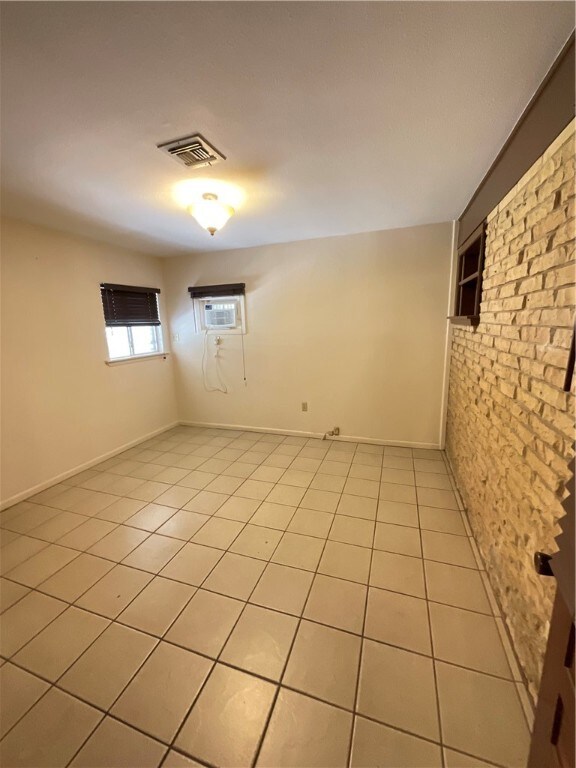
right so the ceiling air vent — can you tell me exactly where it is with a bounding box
[157,133,226,169]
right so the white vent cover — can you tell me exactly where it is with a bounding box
[204,303,236,329]
[157,133,226,169]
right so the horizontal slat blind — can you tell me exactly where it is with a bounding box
[188,283,245,299]
[100,284,161,327]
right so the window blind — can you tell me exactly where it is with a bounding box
[188,283,245,299]
[100,284,161,327]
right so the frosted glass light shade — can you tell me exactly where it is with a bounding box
[189,193,234,236]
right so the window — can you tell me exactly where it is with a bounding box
[100,283,163,360]
[449,222,486,327]
[188,283,246,334]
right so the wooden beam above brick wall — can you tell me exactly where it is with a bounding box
[459,32,575,247]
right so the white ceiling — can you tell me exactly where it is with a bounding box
[1,2,574,255]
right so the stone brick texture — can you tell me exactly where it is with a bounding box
[446,120,575,700]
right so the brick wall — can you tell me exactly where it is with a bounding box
[446,119,575,700]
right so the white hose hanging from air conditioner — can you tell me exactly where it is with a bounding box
[202,330,228,394]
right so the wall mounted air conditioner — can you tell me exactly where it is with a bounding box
[193,295,245,334]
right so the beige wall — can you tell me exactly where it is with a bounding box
[0,218,178,505]
[446,120,575,699]
[164,223,454,447]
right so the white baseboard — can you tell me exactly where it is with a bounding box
[180,420,325,439]
[2,418,441,511]
[0,421,180,511]
[179,420,440,449]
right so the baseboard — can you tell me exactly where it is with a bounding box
[180,420,326,440]
[2,417,441,511]
[179,420,441,449]
[0,421,180,511]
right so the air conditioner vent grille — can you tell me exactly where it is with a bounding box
[157,133,225,169]
[205,306,236,328]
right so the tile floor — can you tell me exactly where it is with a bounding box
[0,427,533,768]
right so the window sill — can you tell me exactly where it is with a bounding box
[447,315,480,327]
[105,352,169,366]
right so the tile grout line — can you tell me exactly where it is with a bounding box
[0,650,511,768]
[346,450,378,768]
[52,429,271,767]
[443,446,535,729]
[0,535,514,631]
[1,579,527,688]
[416,459,447,768]
[0,427,527,766]
[249,445,352,768]
[161,470,303,767]
[2,444,515,650]
[0,476,234,753]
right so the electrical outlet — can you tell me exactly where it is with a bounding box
[301,402,308,412]
[172,333,180,342]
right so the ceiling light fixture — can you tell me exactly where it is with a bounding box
[189,192,235,236]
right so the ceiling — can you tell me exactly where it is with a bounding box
[1,2,574,256]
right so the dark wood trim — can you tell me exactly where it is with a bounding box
[563,324,575,393]
[458,222,487,253]
[450,221,485,326]
[459,32,575,246]
[529,455,575,767]
[529,590,575,767]
[100,283,160,294]
[188,283,245,299]
[447,315,480,327]
[459,272,480,287]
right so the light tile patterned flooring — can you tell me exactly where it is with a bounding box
[0,427,533,768]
